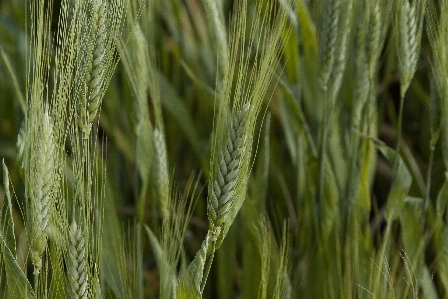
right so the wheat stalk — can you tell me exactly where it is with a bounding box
[394,0,425,172]
[176,0,291,294]
[68,221,88,299]
[193,105,249,292]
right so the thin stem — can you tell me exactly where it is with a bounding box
[200,232,217,293]
[345,127,361,226]
[34,272,39,295]
[425,145,435,217]
[136,224,144,299]
[317,88,330,214]
[373,220,392,296]
[393,93,406,175]
[134,138,144,299]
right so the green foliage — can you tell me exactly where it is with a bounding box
[1,0,448,298]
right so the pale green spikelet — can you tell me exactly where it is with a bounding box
[397,0,424,97]
[78,0,107,136]
[326,0,352,102]
[366,1,381,76]
[86,0,107,122]
[208,105,248,232]
[154,128,170,215]
[352,1,370,111]
[29,109,56,274]
[319,0,340,86]
[68,221,88,299]
[398,1,416,91]
[77,0,124,137]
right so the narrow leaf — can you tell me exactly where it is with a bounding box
[0,235,35,299]
[377,143,412,220]
[1,160,15,255]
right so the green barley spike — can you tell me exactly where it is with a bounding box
[208,105,248,231]
[68,221,88,299]
[366,1,381,76]
[30,110,55,274]
[397,0,424,97]
[78,0,107,136]
[319,0,340,86]
[154,128,169,215]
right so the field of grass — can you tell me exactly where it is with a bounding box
[0,0,448,298]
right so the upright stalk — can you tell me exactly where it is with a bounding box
[393,93,406,175]
[317,88,330,214]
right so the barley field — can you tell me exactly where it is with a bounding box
[0,0,447,298]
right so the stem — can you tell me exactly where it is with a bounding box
[373,220,392,296]
[345,83,372,230]
[317,88,331,214]
[34,271,39,295]
[425,143,435,219]
[345,126,361,226]
[200,233,217,293]
[135,140,144,299]
[393,93,406,175]
[136,224,144,299]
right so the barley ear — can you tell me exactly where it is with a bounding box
[366,1,381,77]
[319,0,340,87]
[77,0,124,137]
[77,0,107,136]
[396,0,425,97]
[208,105,248,239]
[29,110,56,275]
[68,221,89,299]
[175,106,250,296]
[326,0,353,101]
[154,128,170,215]
[178,0,291,294]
